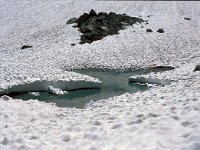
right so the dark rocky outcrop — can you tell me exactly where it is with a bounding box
[21,45,33,49]
[67,9,144,44]
[157,28,164,33]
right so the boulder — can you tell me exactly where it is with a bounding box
[157,28,164,33]
[184,17,191,20]
[21,45,33,49]
[70,43,75,46]
[193,65,200,72]
[146,29,153,32]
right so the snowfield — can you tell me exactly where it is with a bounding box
[0,72,102,95]
[0,70,200,150]
[0,0,200,149]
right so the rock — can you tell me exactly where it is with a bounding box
[193,65,200,72]
[68,10,144,44]
[184,17,191,20]
[148,65,175,71]
[84,33,102,41]
[89,9,97,17]
[71,43,75,46]
[98,12,108,17]
[77,13,90,26]
[146,29,153,32]
[66,17,77,24]
[157,28,164,33]
[21,45,33,49]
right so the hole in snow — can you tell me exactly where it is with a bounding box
[13,70,148,108]
[12,67,173,109]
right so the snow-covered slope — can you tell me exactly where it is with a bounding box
[0,72,102,95]
[0,68,200,150]
[0,0,200,150]
[1,1,200,73]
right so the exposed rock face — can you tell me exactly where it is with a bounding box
[67,9,144,44]
[193,65,200,72]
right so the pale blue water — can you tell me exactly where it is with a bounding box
[14,70,148,108]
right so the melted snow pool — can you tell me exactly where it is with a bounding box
[13,70,148,108]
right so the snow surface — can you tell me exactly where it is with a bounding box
[0,69,200,149]
[0,72,102,95]
[0,0,200,149]
[47,86,68,95]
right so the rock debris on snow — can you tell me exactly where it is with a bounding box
[21,45,33,49]
[67,9,144,44]
[157,28,164,33]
